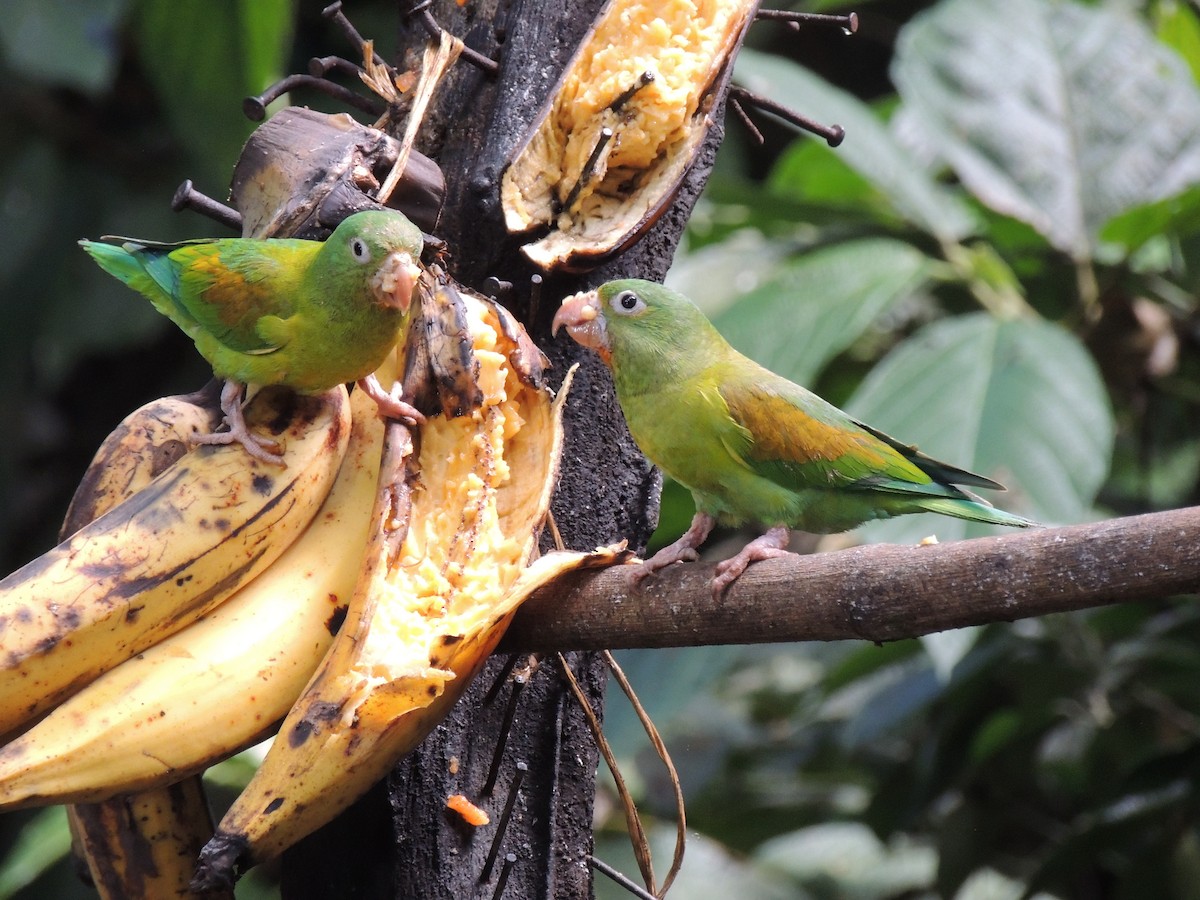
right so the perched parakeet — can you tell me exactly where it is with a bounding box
[81,210,425,463]
[552,279,1035,597]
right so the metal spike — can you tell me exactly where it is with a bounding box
[609,70,656,112]
[406,0,500,75]
[727,97,764,145]
[171,180,243,232]
[243,74,384,121]
[491,853,517,899]
[323,1,388,68]
[557,127,614,214]
[480,761,526,882]
[589,856,659,900]
[308,55,367,79]
[728,86,845,147]
[756,9,859,34]
[528,274,543,325]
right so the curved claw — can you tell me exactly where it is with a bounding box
[631,512,715,585]
[199,380,285,466]
[710,526,793,600]
[357,374,426,425]
[194,429,284,466]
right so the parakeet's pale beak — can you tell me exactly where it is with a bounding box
[552,290,609,353]
[370,251,421,312]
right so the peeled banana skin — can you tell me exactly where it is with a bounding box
[0,384,351,738]
[0,386,384,808]
[56,385,233,900]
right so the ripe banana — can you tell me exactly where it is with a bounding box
[70,778,229,900]
[57,383,231,900]
[59,383,223,537]
[0,384,351,738]
[0,386,383,807]
[194,285,629,885]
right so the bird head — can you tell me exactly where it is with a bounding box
[553,279,710,366]
[328,210,424,313]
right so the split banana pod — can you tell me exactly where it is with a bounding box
[194,292,629,886]
[501,0,758,270]
[0,387,384,807]
[0,385,351,738]
[56,385,232,900]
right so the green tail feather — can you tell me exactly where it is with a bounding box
[80,240,148,289]
[912,496,1037,528]
[80,239,183,323]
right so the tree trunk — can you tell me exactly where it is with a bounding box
[281,1,724,896]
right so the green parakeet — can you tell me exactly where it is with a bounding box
[81,210,425,463]
[552,278,1035,596]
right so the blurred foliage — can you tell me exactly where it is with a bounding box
[604,0,1200,899]
[1,0,1198,898]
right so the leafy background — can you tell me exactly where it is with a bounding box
[0,0,1198,898]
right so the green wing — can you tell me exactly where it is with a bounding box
[167,239,314,353]
[717,363,1004,502]
[716,367,928,485]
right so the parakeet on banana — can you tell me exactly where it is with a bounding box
[81,209,425,463]
[552,278,1035,597]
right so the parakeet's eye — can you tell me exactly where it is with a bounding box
[609,290,645,316]
[349,237,371,263]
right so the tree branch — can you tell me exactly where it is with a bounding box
[502,507,1200,650]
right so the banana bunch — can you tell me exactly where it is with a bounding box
[0,385,381,805]
[0,273,624,892]
[0,383,351,740]
[58,386,234,900]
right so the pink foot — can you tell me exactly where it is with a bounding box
[358,374,426,425]
[632,512,716,585]
[711,525,793,599]
[193,381,284,465]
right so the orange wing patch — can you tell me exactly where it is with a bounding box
[724,381,905,472]
[174,243,301,353]
[190,253,271,330]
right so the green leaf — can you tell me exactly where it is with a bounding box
[892,0,1200,260]
[134,0,295,183]
[594,827,799,900]
[767,139,911,233]
[734,49,978,242]
[667,229,792,318]
[846,314,1113,544]
[953,867,1064,900]
[921,627,982,682]
[1156,0,1200,84]
[1099,183,1200,257]
[754,822,936,898]
[0,807,70,899]
[711,238,933,387]
[0,0,127,93]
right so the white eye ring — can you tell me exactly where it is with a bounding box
[349,237,371,263]
[610,290,645,315]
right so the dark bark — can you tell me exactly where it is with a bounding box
[281,1,721,897]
